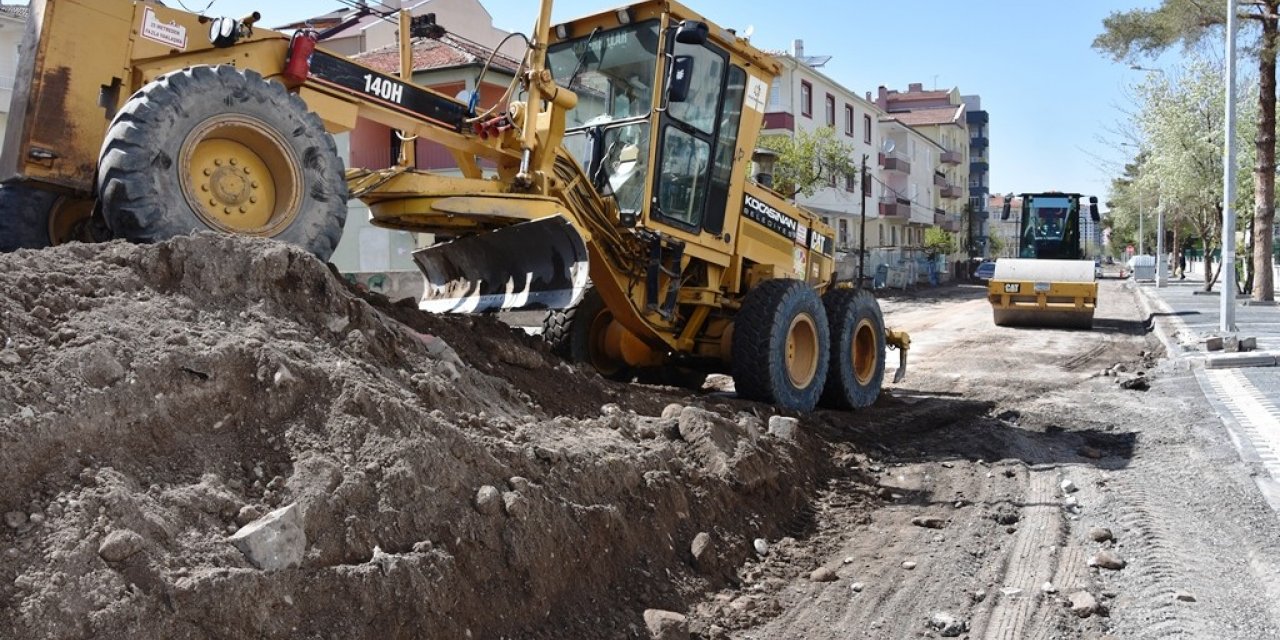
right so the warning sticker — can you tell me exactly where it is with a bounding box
[141,7,188,50]
[745,75,768,113]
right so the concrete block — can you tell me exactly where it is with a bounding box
[1241,336,1258,352]
[1205,336,1224,352]
[1204,352,1278,369]
[228,502,305,571]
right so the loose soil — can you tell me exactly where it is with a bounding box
[5,239,1280,639]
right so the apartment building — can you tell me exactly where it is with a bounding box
[763,40,882,255]
[0,4,28,144]
[964,95,990,257]
[875,84,970,251]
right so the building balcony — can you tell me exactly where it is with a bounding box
[879,151,911,174]
[762,111,795,132]
[941,184,963,199]
[934,209,946,226]
[878,197,910,218]
[970,160,989,173]
[943,218,962,233]
[941,149,963,165]
[933,171,946,187]
[970,136,988,149]
[966,110,988,125]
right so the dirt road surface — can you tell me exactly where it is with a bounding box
[3,237,1279,639]
[690,279,1280,639]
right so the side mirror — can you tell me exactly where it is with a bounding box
[675,20,709,45]
[667,55,694,103]
[1088,196,1100,222]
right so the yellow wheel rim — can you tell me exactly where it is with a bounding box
[852,318,879,386]
[179,115,302,236]
[588,307,626,376]
[47,197,95,245]
[785,313,819,388]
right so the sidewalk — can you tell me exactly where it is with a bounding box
[1131,271,1280,511]
[1132,270,1280,364]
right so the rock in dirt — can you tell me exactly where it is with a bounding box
[767,415,799,441]
[228,502,305,571]
[1042,581,1058,594]
[1060,479,1078,494]
[928,612,968,637]
[4,510,27,529]
[79,346,127,388]
[691,532,714,569]
[810,567,837,582]
[475,485,502,515]
[98,529,146,563]
[851,582,865,592]
[1089,527,1114,543]
[1067,591,1100,618]
[910,516,945,529]
[1175,591,1197,602]
[1119,375,1150,391]
[753,538,769,556]
[902,561,917,570]
[501,491,528,520]
[1088,550,1126,570]
[661,404,684,419]
[643,609,689,640]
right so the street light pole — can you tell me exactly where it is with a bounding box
[1222,0,1238,331]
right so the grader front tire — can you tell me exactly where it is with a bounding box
[97,65,347,260]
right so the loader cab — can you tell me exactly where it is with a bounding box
[546,7,752,236]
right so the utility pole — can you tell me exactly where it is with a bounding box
[858,154,869,288]
[1222,0,1238,331]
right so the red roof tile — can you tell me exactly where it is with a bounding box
[884,106,963,126]
[353,34,521,76]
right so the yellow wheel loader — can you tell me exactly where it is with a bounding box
[0,0,908,411]
[988,193,1100,329]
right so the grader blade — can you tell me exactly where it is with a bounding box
[413,216,589,313]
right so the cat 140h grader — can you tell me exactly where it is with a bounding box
[0,0,909,411]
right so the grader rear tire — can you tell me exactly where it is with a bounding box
[820,288,886,409]
[731,279,830,412]
[0,184,59,251]
[97,65,347,261]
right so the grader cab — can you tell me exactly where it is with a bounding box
[0,0,907,412]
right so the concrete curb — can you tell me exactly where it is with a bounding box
[1130,280,1185,360]
[1205,352,1280,369]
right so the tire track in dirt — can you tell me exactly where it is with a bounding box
[973,469,1065,640]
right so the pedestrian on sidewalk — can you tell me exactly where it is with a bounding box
[1177,252,1186,280]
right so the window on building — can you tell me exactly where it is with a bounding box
[845,171,856,192]
[891,227,898,246]
[801,81,812,118]
[878,226,884,245]
[863,114,872,143]
[769,78,782,110]
[844,105,854,137]
[838,219,849,246]
[828,172,838,188]
[825,94,835,126]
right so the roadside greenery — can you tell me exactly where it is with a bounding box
[758,127,859,199]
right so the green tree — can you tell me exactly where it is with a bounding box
[923,226,958,257]
[987,233,1005,258]
[1095,0,1277,301]
[758,127,859,199]
[1120,56,1257,291]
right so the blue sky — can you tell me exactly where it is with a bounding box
[206,0,1169,200]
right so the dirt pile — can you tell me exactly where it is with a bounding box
[0,235,818,639]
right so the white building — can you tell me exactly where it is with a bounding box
[0,4,29,144]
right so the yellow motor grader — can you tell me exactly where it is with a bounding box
[0,0,908,411]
